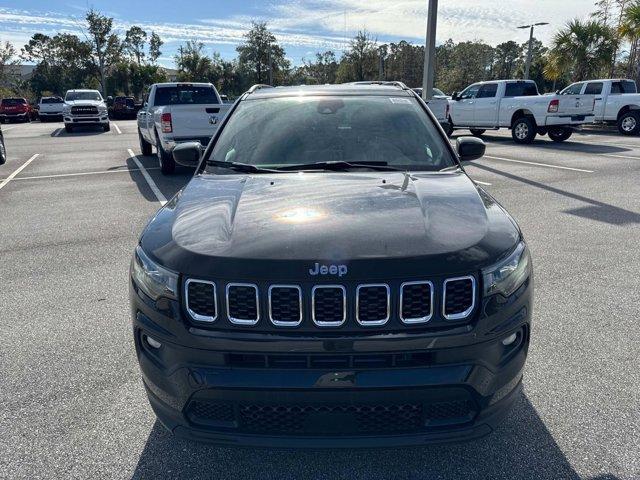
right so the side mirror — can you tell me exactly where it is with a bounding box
[451,91,459,101]
[456,137,485,162]
[173,141,203,167]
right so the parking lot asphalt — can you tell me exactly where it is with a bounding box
[0,120,638,480]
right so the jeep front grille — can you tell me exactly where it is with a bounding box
[356,284,390,326]
[268,285,302,326]
[185,279,217,322]
[400,281,433,324]
[443,276,475,320]
[312,285,346,326]
[226,283,259,325]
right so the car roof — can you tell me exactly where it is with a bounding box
[246,83,415,100]
[66,89,101,93]
[153,82,213,87]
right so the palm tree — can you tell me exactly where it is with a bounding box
[619,1,640,78]
[550,19,617,81]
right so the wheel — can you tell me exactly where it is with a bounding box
[511,117,537,144]
[24,116,31,123]
[548,127,572,142]
[65,124,73,133]
[139,129,153,156]
[470,129,486,136]
[103,123,110,132]
[444,121,454,138]
[40,117,47,123]
[0,139,6,165]
[617,111,640,135]
[156,133,175,175]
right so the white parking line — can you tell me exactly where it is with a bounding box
[483,155,594,173]
[600,153,640,160]
[1,125,17,132]
[0,154,40,191]
[10,167,161,181]
[113,123,122,134]
[127,148,167,205]
[53,128,63,137]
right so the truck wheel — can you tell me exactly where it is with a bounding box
[511,117,536,144]
[470,129,486,137]
[156,133,176,175]
[548,127,572,142]
[617,111,640,135]
[65,124,73,133]
[0,140,6,165]
[103,123,111,132]
[139,130,153,156]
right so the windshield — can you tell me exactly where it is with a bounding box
[206,95,455,173]
[41,97,63,104]
[2,98,26,105]
[65,91,102,102]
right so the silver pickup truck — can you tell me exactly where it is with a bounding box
[137,82,231,174]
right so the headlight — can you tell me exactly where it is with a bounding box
[98,105,107,113]
[131,245,178,300]
[62,105,70,113]
[482,241,531,297]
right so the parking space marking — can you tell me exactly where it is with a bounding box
[127,148,167,205]
[1,125,17,132]
[600,153,640,160]
[0,154,40,191]
[113,123,122,134]
[483,155,595,173]
[11,167,161,181]
[53,127,64,137]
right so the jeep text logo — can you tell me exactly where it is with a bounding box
[309,262,347,277]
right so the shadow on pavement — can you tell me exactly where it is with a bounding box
[464,133,631,155]
[472,163,640,226]
[125,153,192,203]
[130,392,606,480]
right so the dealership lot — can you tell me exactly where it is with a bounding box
[0,120,638,479]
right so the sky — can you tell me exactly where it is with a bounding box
[2,0,593,67]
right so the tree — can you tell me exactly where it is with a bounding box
[303,51,339,84]
[336,30,378,82]
[124,26,147,65]
[149,32,163,64]
[0,40,20,88]
[85,9,122,95]
[237,22,289,85]
[383,41,424,87]
[551,19,617,81]
[493,41,522,79]
[175,40,212,81]
[619,1,640,80]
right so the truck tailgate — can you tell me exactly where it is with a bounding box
[168,104,231,138]
[556,95,593,115]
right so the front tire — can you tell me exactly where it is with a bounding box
[617,111,640,135]
[156,133,175,175]
[65,124,73,133]
[0,139,6,165]
[139,130,153,156]
[548,127,572,142]
[103,123,111,132]
[470,129,486,137]
[511,117,537,144]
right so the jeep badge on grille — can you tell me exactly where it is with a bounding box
[309,262,347,277]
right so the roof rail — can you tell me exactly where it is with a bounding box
[345,81,410,90]
[247,84,274,93]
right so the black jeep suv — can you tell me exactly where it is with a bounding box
[130,82,532,447]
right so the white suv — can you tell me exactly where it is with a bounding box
[63,89,110,133]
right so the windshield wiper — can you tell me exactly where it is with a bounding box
[274,160,403,172]
[206,160,281,173]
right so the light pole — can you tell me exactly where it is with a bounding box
[518,22,548,80]
[422,0,438,101]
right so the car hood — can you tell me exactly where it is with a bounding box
[64,100,105,107]
[140,171,521,280]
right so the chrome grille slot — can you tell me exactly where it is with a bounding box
[356,284,390,326]
[311,285,346,327]
[226,283,259,325]
[443,276,475,320]
[185,279,217,322]
[71,105,98,116]
[268,285,302,326]
[400,281,433,324]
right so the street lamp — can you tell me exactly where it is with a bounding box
[518,22,549,80]
[422,0,438,100]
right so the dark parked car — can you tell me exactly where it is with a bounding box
[0,98,30,123]
[130,82,533,447]
[111,96,138,119]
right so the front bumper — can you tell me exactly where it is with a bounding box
[544,114,594,127]
[0,113,28,120]
[131,277,532,447]
[64,114,109,125]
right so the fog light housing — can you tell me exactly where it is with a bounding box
[502,333,518,346]
[145,335,162,349]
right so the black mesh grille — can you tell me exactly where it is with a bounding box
[188,401,234,423]
[269,287,301,324]
[357,285,389,323]
[444,278,474,317]
[313,287,345,324]
[227,285,258,321]
[186,281,216,319]
[401,282,432,321]
[71,105,98,115]
[424,400,476,424]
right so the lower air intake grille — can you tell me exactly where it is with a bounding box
[312,286,346,326]
[227,284,259,324]
[443,277,475,319]
[185,280,217,321]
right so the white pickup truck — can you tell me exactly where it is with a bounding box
[38,96,64,122]
[137,82,231,174]
[559,79,640,135]
[412,87,452,134]
[448,79,595,143]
